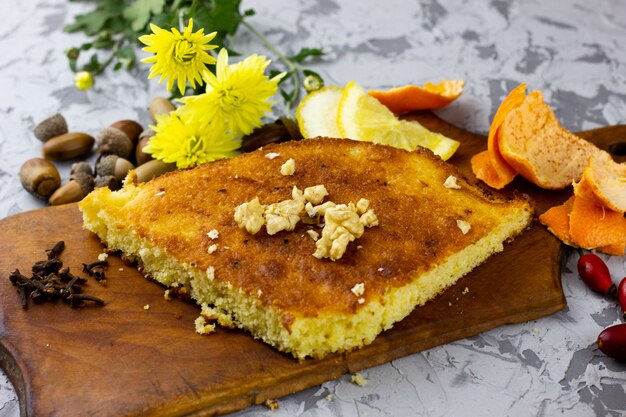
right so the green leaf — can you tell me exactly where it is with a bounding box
[123,0,167,32]
[116,45,136,70]
[289,47,323,64]
[192,0,244,47]
[68,58,78,73]
[64,0,126,36]
[82,53,101,73]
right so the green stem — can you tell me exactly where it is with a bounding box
[241,20,301,113]
[94,37,123,75]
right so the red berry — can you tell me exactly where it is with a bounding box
[618,277,626,321]
[577,253,616,296]
[598,324,626,361]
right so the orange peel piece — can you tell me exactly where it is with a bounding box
[579,153,626,213]
[471,84,526,189]
[368,80,463,114]
[538,196,575,246]
[498,90,604,189]
[569,194,626,251]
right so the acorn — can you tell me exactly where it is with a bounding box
[136,129,155,165]
[42,132,95,161]
[149,97,175,122]
[134,160,176,183]
[96,127,133,159]
[70,161,93,179]
[110,120,143,146]
[94,175,118,191]
[19,158,61,199]
[33,113,68,142]
[96,155,135,181]
[49,171,94,206]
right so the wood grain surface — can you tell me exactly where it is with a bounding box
[1,114,624,417]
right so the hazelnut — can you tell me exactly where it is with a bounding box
[96,127,133,159]
[34,113,68,142]
[96,155,135,181]
[110,120,143,146]
[19,158,61,199]
[42,132,95,161]
[149,97,175,122]
[49,171,94,206]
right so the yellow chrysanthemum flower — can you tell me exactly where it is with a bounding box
[139,19,218,95]
[179,48,285,136]
[144,111,240,169]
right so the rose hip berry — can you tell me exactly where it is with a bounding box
[577,253,616,296]
[618,277,626,321]
[598,324,626,362]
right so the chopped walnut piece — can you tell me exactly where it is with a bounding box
[456,219,471,234]
[359,209,379,227]
[444,175,461,189]
[307,229,320,241]
[312,201,336,216]
[264,187,305,235]
[265,152,280,160]
[304,184,328,204]
[280,158,296,176]
[356,198,370,214]
[314,203,365,261]
[234,197,266,234]
[351,282,365,296]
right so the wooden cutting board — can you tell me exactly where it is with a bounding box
[1,114,624,417]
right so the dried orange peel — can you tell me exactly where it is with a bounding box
[368,80,463,114]
[471,84,526,189]
[539,157,626,256]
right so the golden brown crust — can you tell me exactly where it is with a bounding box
[83,138,532,317]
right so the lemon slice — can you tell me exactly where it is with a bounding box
[296,86,343,138]
[337,81,460,160]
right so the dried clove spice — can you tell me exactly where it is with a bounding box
[7,241,105,309]
[82,260,109,282]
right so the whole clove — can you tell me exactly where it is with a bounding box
[7,242,105,309]
[46,240,65,259]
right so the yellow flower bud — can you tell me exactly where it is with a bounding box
[74,71,94,90]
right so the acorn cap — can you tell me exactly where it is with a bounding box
[96,127,133,159]
[70,161,93,179]
[95,175,118,191]
[110,120,143,146]
[34,114,68,142]
[96,155,118,177]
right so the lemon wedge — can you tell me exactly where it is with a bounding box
[296,86,343,138]
[337,81,460,160]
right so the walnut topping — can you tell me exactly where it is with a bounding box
[265,152,280,160]
[234,185,378,261]
[207,229,219,239]
[304,185,328,205]
[314,203,365,261]
[444,175,461,189]
[207,244,218,254]
[280,158,296,176]
[456,219,471,234]
[234,197,266,234]
[351,282,365,296]
[264,186,305,235]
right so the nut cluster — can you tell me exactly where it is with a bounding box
[20,97,179,205]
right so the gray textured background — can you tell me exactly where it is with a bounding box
[1,0,626,416]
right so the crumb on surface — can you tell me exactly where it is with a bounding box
[280,158,296,176]
[444,175,462,189]
[351,373,367,387]
[207,229,219,240]
[155,190,166,196]
[164,289,171,301]
[97,252,109,261]
[462,287,469,295]
[351,282,365,297]
[456,219,471,234]
[143,304,150,310]
[194,315,216,335]
[264,399,280,410]
[265,152,280,160]
[118,267,124,272]
[358,298,365,304]
[207,244,218,254]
